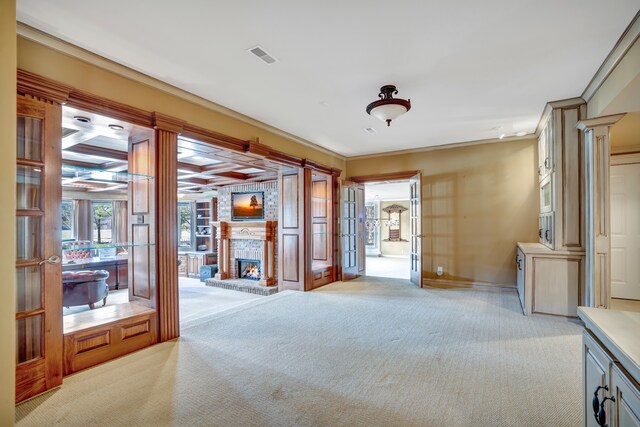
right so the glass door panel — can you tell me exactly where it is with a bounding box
[16,266,42,312]
[16,216,41,262]
[17,165,42,210]
[17,116,43,161]
[16,315,43,364]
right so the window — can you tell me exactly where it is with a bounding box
[61,200,74,241]
[92,201,113,244]
[178,201,192,248]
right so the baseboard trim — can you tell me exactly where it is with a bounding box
[422,277,516,291]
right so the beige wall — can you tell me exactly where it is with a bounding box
[611,112,640,153]
[0,0,16,422]
[588,35,640,118]
[347,138,539,286]
[379,200,410,257]
[17,37,346,174]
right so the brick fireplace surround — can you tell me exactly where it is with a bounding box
[212,221,277,287]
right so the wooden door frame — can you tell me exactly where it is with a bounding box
[17,69,344,340]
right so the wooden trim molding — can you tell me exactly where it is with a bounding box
[348,170,420,183]
[155,129,179,341]
[17,69,342,177]
[17,69,72,104]
[534,97,586,136]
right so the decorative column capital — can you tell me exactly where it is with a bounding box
[576,113,626,132]
[152,112,186,133]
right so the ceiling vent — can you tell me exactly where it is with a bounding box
[62,127,79,139]
[248,45,277,64]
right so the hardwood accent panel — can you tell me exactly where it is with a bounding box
[121,320,150,340]
[75,331,110,354]
[155,129,179,341]
[282,174,299,229]
[349,170,420,183]
[132,224,151,299]
[15,359,46,403]
[63,309,157,375]
[281,234,300,282]
[131,139,150,215]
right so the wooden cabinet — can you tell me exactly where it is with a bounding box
[516,243,584,316]
[582,329,640,427]
[178,252,216,278]
[537,99,586,251]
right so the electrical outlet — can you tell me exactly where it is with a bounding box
[436,266,444,276]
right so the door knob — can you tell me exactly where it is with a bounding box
[39,255,61,265]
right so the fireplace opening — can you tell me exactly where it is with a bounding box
[237,259,261,281]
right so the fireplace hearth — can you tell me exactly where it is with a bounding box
[237,259,261,281]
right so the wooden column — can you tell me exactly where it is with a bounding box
[153,113,184,341]
[578,114,625,309]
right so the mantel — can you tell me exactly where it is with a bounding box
[211,221,277,241]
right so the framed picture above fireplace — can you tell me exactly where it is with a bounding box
[231,191,265,221]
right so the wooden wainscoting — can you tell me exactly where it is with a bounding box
[62,304,157,375]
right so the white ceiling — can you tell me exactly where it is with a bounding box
[17,1,640,156]
[365,182,410,202]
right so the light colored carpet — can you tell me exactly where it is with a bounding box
[366,255,410,279]
[16,277,583,426]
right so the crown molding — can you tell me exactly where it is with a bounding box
[534,97,586,136]
[581,10,640,103]
[345,134,535,161]
[16,22,346,161]
[576,113,626,131]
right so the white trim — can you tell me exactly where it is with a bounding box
[577,113,627,130]
[611,152,640,165]
[17,23,347,161]
[347,134,534,161]
[422,277,516,290]
[582,11,640,103]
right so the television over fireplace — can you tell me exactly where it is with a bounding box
[231,191,265,221]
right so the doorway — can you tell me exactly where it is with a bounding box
[610,154,640,310]
[364,181,412,279]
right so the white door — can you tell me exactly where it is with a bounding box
[611,163,640,300]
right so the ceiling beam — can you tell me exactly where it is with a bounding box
[65,143,128,161]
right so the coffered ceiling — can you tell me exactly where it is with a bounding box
[17,1,640,156]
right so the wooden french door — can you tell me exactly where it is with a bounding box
[341,181,364,280]
[15,95,63,402]
[409,173,423,286]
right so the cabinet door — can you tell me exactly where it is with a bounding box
[188,255,200,278]
[583,332,613,427]
[177,255,188,277]
[516,249,525,314]
[611,364,640,427]
[533,256,580,316]
[538,131,546,180]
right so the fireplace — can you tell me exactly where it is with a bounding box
[237,259,261,281]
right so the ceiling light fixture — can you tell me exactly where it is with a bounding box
[73,116,91,123]
[366,85,411,127]
[108,124,124,131]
